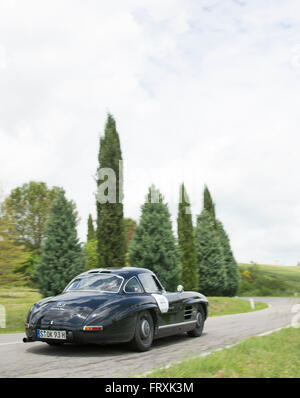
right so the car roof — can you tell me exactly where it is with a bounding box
[78,267,154,279]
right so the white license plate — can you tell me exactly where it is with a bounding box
[37,329,66,340]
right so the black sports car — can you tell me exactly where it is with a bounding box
[24,267,209,351]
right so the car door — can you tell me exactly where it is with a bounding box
[150,274,186,325]
[138,273,178,325]
[163,292,184,324]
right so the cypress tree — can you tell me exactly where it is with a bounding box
[96,114,126,267]
[87,214,95,242]
[129,185,180,291]
[84,240,99,270]
[85,214,98,270]
[34,190,85,297]
[124,218,137,251]
[216,220,240,296]
[203,185,216,224]
[177,184,198,291]
[202,185,239,296]
[195,210,226,296]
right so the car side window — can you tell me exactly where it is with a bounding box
[124,277,143,293]
[138,273,163,293]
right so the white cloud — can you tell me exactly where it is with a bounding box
[0,45,7,69]
[1,0,300,264]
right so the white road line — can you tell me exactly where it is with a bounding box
[256,324,291,337]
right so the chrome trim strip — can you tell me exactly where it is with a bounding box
[158,320,197,330]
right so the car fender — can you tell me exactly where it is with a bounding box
[184,296,209,319]
[114,303,158,322]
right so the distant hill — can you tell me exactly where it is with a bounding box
[238,263,300,297]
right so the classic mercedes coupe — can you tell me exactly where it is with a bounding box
[24,267,209,351]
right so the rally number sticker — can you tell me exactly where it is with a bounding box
[152,294,169,313]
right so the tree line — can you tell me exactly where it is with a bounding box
[0,114,239,297]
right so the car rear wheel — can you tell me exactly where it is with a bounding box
[187,307,204,337]
[130,311,154,352]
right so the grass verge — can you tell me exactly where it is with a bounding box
[0,286,267,334]
[208,297,267,316]
[0,286,41,334]
[146,326,300,378]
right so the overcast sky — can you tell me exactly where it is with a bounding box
[1,0,300,265]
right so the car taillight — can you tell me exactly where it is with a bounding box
[83,326,103,331]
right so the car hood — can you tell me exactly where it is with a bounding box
[29,291,121,329]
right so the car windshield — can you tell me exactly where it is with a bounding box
[66,274,123,293]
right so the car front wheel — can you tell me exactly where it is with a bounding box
[131,311,154,352]
[187,307,205,337]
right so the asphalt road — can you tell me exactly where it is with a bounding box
[0,297,298,378]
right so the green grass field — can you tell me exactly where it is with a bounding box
[147,326,300,378]
[0,286,267,334]
[238,263,300,297]
[208,296,267,316]
[0,287,41,334]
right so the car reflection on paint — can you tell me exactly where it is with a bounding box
[24,267,209,351]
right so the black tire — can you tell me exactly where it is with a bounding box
[46,341,64,346]
[130,311,154,352]
[187,307,205,337]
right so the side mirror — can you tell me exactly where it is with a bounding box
[177,285,184,293]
